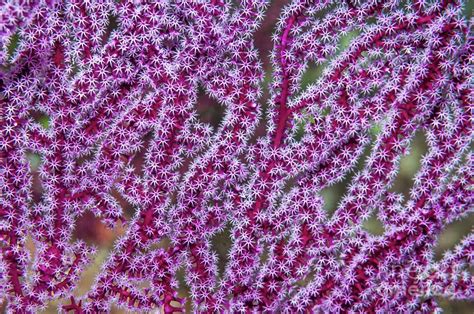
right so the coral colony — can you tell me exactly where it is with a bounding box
[0,0,472,312]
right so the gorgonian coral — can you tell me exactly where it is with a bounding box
[0,0,472,312]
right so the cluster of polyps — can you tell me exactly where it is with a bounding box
[0,0,472,312]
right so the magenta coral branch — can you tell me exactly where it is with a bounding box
[273,13,297,149]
